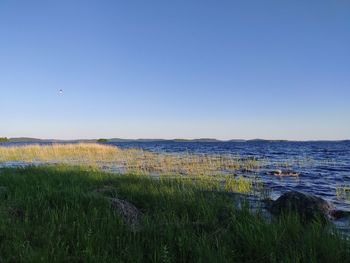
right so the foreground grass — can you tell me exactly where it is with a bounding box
[0,166,348,262]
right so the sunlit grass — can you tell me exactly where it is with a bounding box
[336,185,350,201]
[224,175,253,194]
[0,143,261,177]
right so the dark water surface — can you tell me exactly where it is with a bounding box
[110,141,350,211]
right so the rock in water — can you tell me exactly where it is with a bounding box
[269,169,282,176]
[266,170,299,177]
[266,191,335,222]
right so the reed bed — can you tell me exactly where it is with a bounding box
[0,143,261,177]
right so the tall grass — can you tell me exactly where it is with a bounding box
[0,143,261,176]
[336,185,350,201]
[0,166,347,262]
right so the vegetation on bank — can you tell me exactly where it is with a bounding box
[0,137,9,143]
[0,143,261,176]
[0,166,348,262]
[97,138,109,143]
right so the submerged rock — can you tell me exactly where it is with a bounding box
[268,169,282,176]
[265,191,335,222]
[266,170,299,177]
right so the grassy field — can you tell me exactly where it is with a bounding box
[0,165,348,262]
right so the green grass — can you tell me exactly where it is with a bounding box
[0,166,348,262]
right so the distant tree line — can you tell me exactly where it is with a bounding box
[97,138,108,143]
[0,137,9,143]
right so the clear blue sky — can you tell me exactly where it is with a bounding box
[1,0,349,140]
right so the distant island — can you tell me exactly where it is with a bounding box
[0,137,9,143]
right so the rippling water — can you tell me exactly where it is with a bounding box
[110,140,350,210]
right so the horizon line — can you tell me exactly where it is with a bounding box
[3,137,350,143]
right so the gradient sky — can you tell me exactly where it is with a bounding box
[1,0,349,140]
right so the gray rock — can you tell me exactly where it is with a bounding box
[109,197,142,227]
[265,191,335,222]
[93,186,143,228]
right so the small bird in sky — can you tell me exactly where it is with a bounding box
[59,89,63,95]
